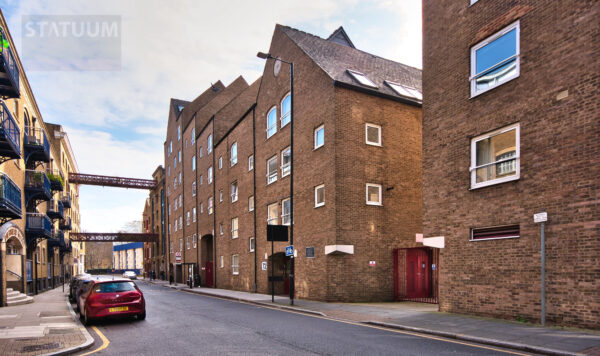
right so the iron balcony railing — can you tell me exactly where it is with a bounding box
[59,216,72,231]
[26,212,52,239]
[47,198,64,220]
[0,27,20,98]
[0,172,21,218]
[48,229,64,249]
[0,100,20,159]
[61,192,71,208]
[25,169,51,199]
[46,168,64,191]
[24,126,50,163]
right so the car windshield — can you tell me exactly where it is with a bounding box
[94,282,137,293]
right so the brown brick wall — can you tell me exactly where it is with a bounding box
[423,0,599,328]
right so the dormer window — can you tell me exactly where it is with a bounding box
[347,70,377,88]
[385,81,422,101]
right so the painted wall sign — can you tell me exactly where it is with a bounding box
[261,262,267,271]
[369,261,376,266]
[534,212,548,223]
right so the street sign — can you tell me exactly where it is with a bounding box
[534,212,547,223]
[175,252,181,263]
[261,262,267,271]
[369,261,376,267]
[285,245,294,257]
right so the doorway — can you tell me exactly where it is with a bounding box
[394,247,438,303]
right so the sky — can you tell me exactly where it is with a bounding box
[0,0,422,232]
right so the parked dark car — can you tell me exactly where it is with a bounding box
[69,273,91,303]
[78,279,146,325]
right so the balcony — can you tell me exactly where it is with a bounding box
[25,213,52,240]
[61,192,71,208]
[46,169,64,191]
[59,216,72,231]
[47,229,65,249]
[0,173,21,220]
[24,127,50,165]
[60,238,72,256]
[46,199,64,220]
[0,101,20,161]
[25,170,51,208]
[0,28,20,98]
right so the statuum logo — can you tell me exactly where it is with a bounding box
[22,15,122,71]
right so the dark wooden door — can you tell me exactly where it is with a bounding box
[406,248,431,298]
[205,261,213,287]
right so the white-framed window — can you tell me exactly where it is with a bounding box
[200,202,203,214]
[177,125,181,141]
[218,156,223,170]
[219,223,223,235]
[314,125,324,149]
[248,155,254,171]
[219,189,223,202]
[191,128,195,145]
[192,182,196,196]
[178,150,181,162]
[174,221,177,232]
[179,238,183,252]
[179,216,182,229]
[231,217,238,239]
[179,194,182,207]
[199,146,203,157]
[199,175,203,185]
[178,172,182,184]
[347,69,378,88]
[173,157,176,169]
[219,256,224,268]
[248,196,254,212]
[314,184,325,207]
[470,123,520,189]
[385,80,422,101]
[366,183,382,205]
[267,156,277,184]
[249,237,255,252]
[281,198,291,225]
[281,147,291,177]
[192,155,196,171]
[231,181,238,202]
[186,211,190,225]
[208,167,213,184]
[232,254,239,275]
[267,107,277,138]
[470,21,520,97]
[230,142,238,166]
[193,233,197,248]
[365,123,382,146]
[207,134,212,154]
[169,141,173,156]
[186,236,190,249]
[192,207,196,222]
[208,197,213,214]
[267,203,278,225]
[281,93,291,127]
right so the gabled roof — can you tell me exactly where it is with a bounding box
[181,80,226,128]
[193,76,249,135]
[214,77,261,144]
[326,26,355,48]
[279,25,422,104]
[170,98,190,118]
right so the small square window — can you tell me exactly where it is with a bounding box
[306,247,315,258]
[249,237,255,252]
[314,125,324,149]
[281,147,291,177]
[314,185,325,207]
[347,69,378,88]
[471,124,520,189]
[248,155,254,171]
[366,184,382,205]
[267,156,277,184]
[365,124,382,146]
[248,196,254,212]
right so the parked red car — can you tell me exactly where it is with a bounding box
[78,279,146,325]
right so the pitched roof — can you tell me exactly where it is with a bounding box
[279,25,422,104]
[170,98,190,118]
[181,80,226,128]
[193,76,249,135]
[214,77,261,144]
[326,26,355,48]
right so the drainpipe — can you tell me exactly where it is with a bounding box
[252,107,257,293]
[211,117,217,288]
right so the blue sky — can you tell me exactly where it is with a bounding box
[0,0,422,232]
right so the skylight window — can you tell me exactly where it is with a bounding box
[347,70,378,88]
[385,81,422,101]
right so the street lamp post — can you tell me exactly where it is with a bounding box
[257,52,295,305]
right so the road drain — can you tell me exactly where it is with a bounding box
[22,342,62,352]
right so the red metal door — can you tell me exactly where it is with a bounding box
[406,249,431,298]
[205,261,213,287]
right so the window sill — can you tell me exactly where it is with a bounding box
[366,202,382,206]
[314,203,325,209]
[314,144,324,151]
[366,142,382,147]
[470,235,519,242]
[470,175,519,190]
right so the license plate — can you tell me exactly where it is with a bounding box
[108,306,128,312]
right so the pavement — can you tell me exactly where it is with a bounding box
[145,278,600,356]
[0,285,93,356]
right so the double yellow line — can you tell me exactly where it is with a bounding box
[79,326,110,355]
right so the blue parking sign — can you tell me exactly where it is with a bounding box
[285,245,294,256]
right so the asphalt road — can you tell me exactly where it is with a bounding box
[75,280,529,356]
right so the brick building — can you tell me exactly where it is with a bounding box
[156,25,423,302]
[422,1,599,327]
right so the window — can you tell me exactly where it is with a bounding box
[219,223,223,235]
[267,107,277,138]
[248,155,254,171]
[314,125,324,149]
[191,128,195,145]
[185,139,188,149]
[192,182,196,196]
[248,196,254,212]
[471,225,520,241]
[208,167,213,184]
[199,175,203,185]
[170,241,173,253]
[178,150,181,162]
[186,236,190,249]
[199,146,203,157]
[167,166,170,176]
[219,189,223,202]
[471,21,520,97]
[471,124,520,189]
[219,256,224,268]
[347,69,377,88]
[193,234,197,248]
[179,194,182,207]
[281,147,291,177]
[232,255,239,275]
[230,142,238,166]
[186,211,190,225]
[385,80,422,101]
[267,156,277,184]
[207,134,212,154]
[177,125,181,140]
[200,202,203,214]
[281,93,291,127]
[218,156,223,170]
[365,124,382,146]
[306,247,315,258]
[179,216,182,229]
[249,237,255,252]
[281,198,291,225]
[192,207,196,222]
[169,141,173,155]
[366,184,382,205]
[173,157,176,169]
[314,185,325,207]
[178,172,182,184]
[267,203,278,225]
[192,155,196,171]
[208,197,213,214]
[179,238,183,252]
[231,218,238,239]
[168,204,171,215]
[231,181,238,202]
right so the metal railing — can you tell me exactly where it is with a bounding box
[48,198,64,217]
[26,212,52,235]
[24,126,50,152]
[0,172,21,214]
[46,168,64,190]
[0,100,20,155]
[61,192,71,208]
[0,27,20,95]
[59,216,72,230]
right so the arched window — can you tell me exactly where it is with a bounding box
[281,93,291,127]
[267,107,277,138]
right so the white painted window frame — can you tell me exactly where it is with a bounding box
[314,184,325,208]
[365,123,382,146]
[314,125,324,149]
[470,123,520,189]
[366,183,383,206]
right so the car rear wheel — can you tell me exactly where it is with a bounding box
[137,311,146,320]
[83,308,93,326]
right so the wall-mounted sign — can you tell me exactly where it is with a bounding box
[369,261,376,267]
[175,252,181,263]
[534,212,548,223]
[285,245,294,257]
[261,262,267,271]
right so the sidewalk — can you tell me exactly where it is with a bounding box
[145,278,600,356]
[0,286,94,356]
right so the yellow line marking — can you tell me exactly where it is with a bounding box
[182,290,531,356]
[79,326,110,355]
